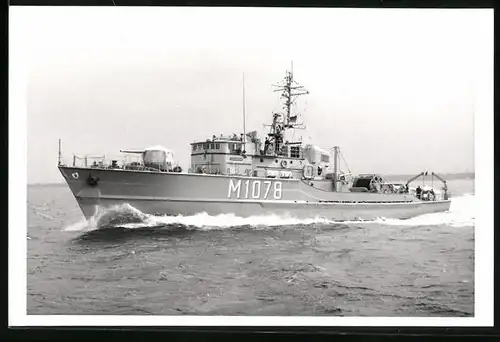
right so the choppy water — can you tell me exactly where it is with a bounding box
[27,178,474,316]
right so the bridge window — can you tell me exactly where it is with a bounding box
[215,143,220,149]
[320,154,330,163]
[229,143,242,153]
[290,146,300,158]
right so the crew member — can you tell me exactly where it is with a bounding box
[416,185,422,199]
[264,137,271,153]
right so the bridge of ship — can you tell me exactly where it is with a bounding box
[188,133,320,178]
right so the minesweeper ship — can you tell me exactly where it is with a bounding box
[58,67,451,221]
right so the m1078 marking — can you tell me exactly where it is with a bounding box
[228,179,283,200]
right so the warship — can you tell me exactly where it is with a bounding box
[58,67,451,221]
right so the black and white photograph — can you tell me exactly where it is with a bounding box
[9,6,493,326]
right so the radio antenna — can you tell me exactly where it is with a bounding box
[242,72,247,154]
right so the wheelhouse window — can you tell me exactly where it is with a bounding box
[290,146,300,158]
[320,154,330,163]
[229,143,242,153]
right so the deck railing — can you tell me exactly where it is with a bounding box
[70,154,181,173]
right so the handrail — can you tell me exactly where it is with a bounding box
[69,154,182,173]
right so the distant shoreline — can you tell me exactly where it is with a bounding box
[28,172,475,187]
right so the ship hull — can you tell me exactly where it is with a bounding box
[59,166,451,221]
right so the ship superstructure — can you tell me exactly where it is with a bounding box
[188,68,349,189]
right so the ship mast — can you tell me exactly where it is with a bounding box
[242,72,247,154]
[273,61,309,129]
[266,63,309,156]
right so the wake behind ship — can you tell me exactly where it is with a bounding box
[58,67,451,221]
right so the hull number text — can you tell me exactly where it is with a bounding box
[228,179,283,200]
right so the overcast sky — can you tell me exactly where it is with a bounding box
[13,7,491,184]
